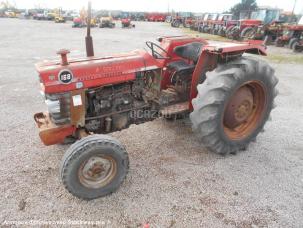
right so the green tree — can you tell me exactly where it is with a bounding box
[230,0,258,19]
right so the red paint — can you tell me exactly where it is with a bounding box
[146,13,168,22]
[239,19,262,31]
[36,36,208,94]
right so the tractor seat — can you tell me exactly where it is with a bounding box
[173,42,204,62]
[167,60,195,75]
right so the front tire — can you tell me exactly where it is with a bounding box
[190,57,278,155]
[60,135,129,200]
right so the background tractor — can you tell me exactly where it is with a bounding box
[121,17,135,28]
[72,17,86,28]
[55,16,66,23]
[99,13,115,28]
[217,19,239,37]
[198,13,218,33]
[226,19,262,40]
[34,2,278,200]
[275,25,303,52]
[171,12,194,28]
[146,12,167,22]
[119,12,135,28]
[72,7,87,28]
[239,11,297,45]
[199,13,233,35]
[54,8,66,23]
[209,14,233,35]
[226,7,281,40]
[237,8,281,41]
[189,13,205,31]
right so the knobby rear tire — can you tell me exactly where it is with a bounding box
[190,57,278,155]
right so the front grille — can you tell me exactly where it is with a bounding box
[45,93,71,125]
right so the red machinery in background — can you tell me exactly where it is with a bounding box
[121,17,135,28]
[275,25,303,52]
[146,13,167,22]
[204,14,233,35]
[226,19,263,40]
[171,12,194,28]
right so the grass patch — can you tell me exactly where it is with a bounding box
[265,54,303,64]
[181,27,230,42]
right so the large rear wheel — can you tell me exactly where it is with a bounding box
[227,26,240,40]
[218,27,225,37]
[288,38,298,49]
[60,135,129,200]
[240,27,256,40]
[190,57,278,155]
[292,41,303,53]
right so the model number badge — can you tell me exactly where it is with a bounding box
[58,70,73,84]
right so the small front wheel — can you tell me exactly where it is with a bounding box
[60,135,129,200]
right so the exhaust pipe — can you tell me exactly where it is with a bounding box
[86,0,94,57]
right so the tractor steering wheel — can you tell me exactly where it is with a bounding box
[146,41,170,59]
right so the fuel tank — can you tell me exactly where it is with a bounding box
[36,50,161,94]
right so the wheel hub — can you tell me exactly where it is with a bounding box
[79,156,117,189]
[224,86,254,129]
[223,81,267,141]
[235,100,253,122]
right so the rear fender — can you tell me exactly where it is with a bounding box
[189,42,267,109]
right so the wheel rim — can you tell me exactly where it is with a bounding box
[78,155,117,189]
[223,81,267,140]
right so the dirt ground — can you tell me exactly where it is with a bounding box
[0,18,303,227]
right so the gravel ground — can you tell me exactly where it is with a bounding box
[0,18,303,227]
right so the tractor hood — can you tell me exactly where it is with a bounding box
[36,50,161,94]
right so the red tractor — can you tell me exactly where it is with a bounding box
[236,8,282,42]
[171,12,194,28]
[190,14,205,31]
[121,18,135,28]
[241,21,286,45]
[209,14,233,35]
[34,2,278,200]
[226,19,263,40]
[218,20,239,37]
[72,17,86,28]
[275,25,303,52]
[198,13,218,33]
[146,13,167,22]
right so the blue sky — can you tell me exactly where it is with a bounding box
[11,0,303,14]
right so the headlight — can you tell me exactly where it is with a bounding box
[45,99,60,114]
